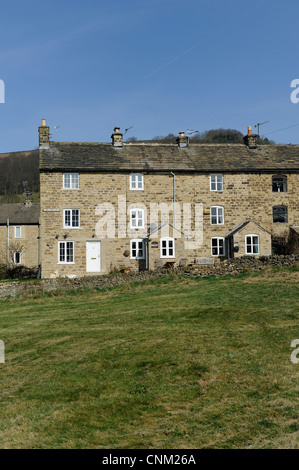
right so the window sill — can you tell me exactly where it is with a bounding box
[57,262,75,265]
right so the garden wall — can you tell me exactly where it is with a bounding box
[0,255,298,298]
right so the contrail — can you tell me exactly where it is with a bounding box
[142,0,269,81]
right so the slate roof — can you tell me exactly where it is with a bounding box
[0,204,40,225]
[39,141,299,173]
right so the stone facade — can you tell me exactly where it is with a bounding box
[39,169,299,278]
[38,123,299,278]
[0,224,39,268]
[0,202,40,269]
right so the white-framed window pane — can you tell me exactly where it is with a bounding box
[211,237,225,256]
[210,174,223,191]
[71,173,79,189]
[218,207,223,224]
[211,206,224,225]
[72,209,79,227]
[15,226,22,239]
[161,238,175,258]
[59,242,65,262]
[63,173,79,189]
[63,173,71,188]
[130,239,144,259]
[130,173,144,190]
[130,209,144,228]
[64,210,71,227]
[59,241,74,263]
[246,236,259,255]
[14,252,21,264]
[66,242,74,263]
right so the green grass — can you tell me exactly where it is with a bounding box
[0,268,298,449]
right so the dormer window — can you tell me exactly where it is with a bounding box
[272,175,287,192]
[130,173,144,190]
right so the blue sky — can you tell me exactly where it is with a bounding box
[0,0,299,152]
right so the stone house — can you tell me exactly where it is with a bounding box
[0,197,40,268]
[38,121,299,278]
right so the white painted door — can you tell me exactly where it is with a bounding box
[86,241,101,273]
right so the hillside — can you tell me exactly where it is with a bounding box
[0,269,298,449]
[0,150,39,198]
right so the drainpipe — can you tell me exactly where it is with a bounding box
[6,219,9,268]
[170,172,176,229]
[145,239,148,271]
[38,217,41,278]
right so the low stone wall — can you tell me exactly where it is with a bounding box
[0,255,298,298]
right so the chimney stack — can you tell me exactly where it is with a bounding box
[243,126,258,149]
[24,191,32,207]
[111,127,123,147]
[38,119,50,149]
[177,131,188,148]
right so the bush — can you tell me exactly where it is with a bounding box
[0,264,38,280]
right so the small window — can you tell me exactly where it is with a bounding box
[130,209,144,229]
[211,206,224,225]
[15,226,22,239]
[272,175,287,192]
[64,209,80,228]
[161,237,175,258]
[210,174,223,191]
[130,239,145,259]
[63,173,79,189]
[246,235,259,255]
[58,241,74,263]
[211,237,225,256]
[130,173,144,190]
[273,205,288,223]
[14,252,22,265]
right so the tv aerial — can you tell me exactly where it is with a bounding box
[124,126,134,136]
[254,121,269,136]
[187,129,199,143]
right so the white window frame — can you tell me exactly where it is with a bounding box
[58,241,75,264]
[63,173,79,190]
[130,208,145,229]
[245,234,259,255]
[211,237,225,256]
[130,173,144,190]
[14,251,22,265]
[211,206,224,225]
[130,239,145,259]
[63,209,80,228]
[15,226,22,239]
[210,174,223,192]
[160,237,175,258]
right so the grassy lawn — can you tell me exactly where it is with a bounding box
[0,268,298,449]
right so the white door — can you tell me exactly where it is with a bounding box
[86,241,101,273]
